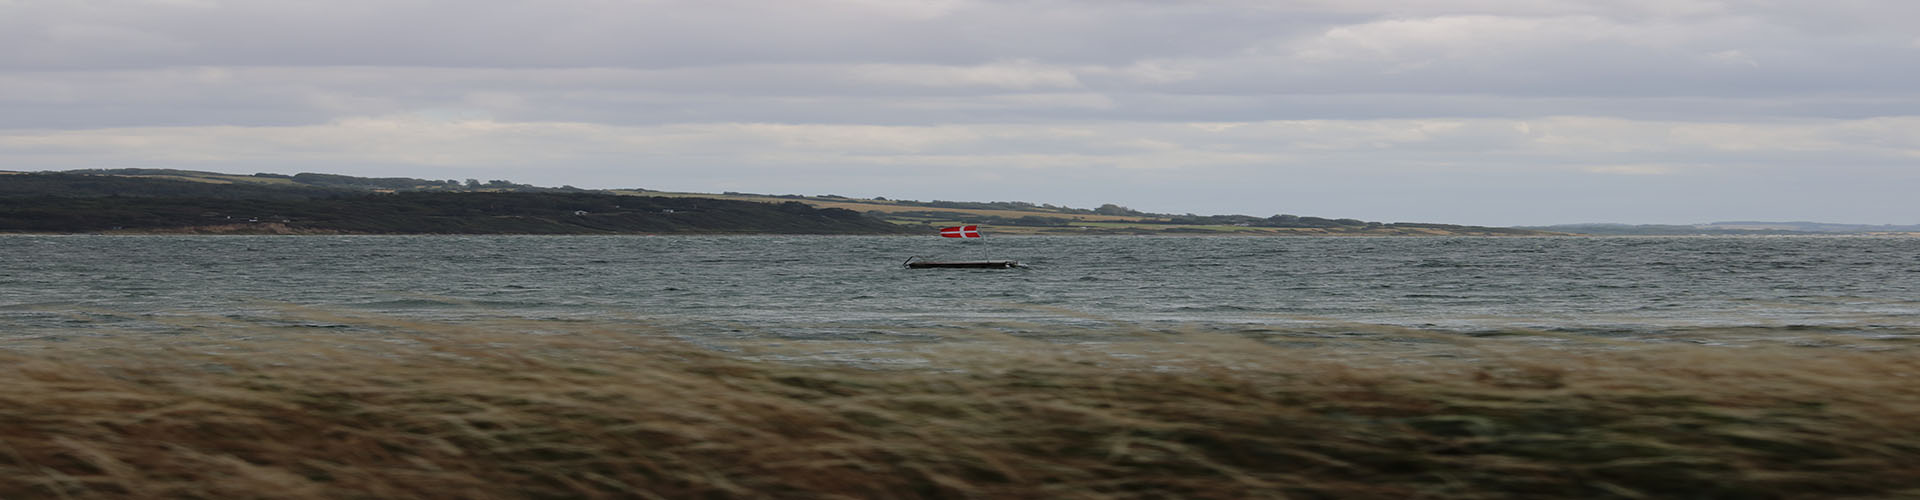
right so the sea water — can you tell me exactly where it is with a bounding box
[4,235,1918,344]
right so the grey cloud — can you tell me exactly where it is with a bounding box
[9,63,1917,133]
[4,1,1914,120]
[0,0,1324,70]
[5,0,1920,225]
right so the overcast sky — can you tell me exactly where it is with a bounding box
[3,0,1917,225]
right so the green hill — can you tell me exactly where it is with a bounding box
[0,172,910,235]
[0,169,1555,236]
[637,190,1553,236]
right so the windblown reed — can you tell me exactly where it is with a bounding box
[2,312,1916,499]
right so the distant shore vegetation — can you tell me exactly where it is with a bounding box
[0,169,1551,235]
[0,171,910,235]
[11,168,1899,235]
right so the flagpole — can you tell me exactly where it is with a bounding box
[980,225,988,262]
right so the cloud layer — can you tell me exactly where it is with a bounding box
[4,0,1917,224]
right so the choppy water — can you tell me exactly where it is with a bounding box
[4,235,1919,344]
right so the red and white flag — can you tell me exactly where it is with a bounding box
[939,225,981,238]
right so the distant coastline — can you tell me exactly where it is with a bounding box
[0,169,1561,236]
[0,172,914,236]
[11,169,1905,236]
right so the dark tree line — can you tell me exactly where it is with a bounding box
[0,182,912,235]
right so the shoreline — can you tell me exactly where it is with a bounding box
[10,222,1567,236]
[11,229,1920,237]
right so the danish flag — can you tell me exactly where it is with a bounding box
[939,225,981,238]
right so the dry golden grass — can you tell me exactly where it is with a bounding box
[618,191,1147,223]
[2,312,1916,499]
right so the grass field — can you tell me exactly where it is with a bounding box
[619,191,1147,222]
[3,311,1916,498]
[616,191,1549,236]
[118,174,302,185]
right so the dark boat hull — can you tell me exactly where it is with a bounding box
[906,260,1019,269]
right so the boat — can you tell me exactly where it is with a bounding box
[903,256,1020,269]
[905,226,1021,269]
